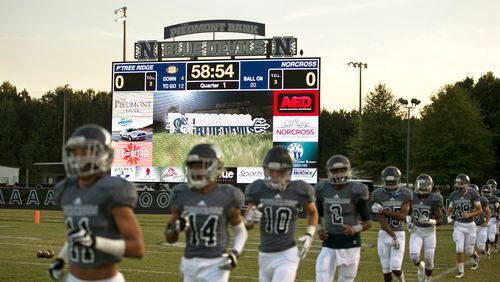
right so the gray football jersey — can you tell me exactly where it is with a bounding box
[448,190,481,223]
[473,196,490,226]
[171,183,243,259]
[488,195,499,218]
[411,192,443,228]
[371,187,412,232]
[246,179,315,253]
[315,180,370,234]
[54,175,137,268]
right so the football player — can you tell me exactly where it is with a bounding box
[471,185,490,269]
[480,185,498,256]
[48,125,145,281]
[407,174,442,282]
[447,174,483,279]
[315,155,372,282]
[486,179,499,252]
[164,144,248,282]
[372,166,412,282]
[244,146,318,282]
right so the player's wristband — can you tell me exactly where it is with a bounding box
[352,224,363,233]
[306,225,316,237]
[94,236,125,258]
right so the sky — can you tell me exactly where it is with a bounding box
[1,0,499,111]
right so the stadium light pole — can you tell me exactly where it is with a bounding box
[62,84,69,149]
[114,7,127,61]
[347,62,368,114]
[398,97,421,188]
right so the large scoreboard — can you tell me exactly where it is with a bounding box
[111,58,320,185]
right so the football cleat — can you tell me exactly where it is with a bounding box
[470,257,478,270]
[417,261,425,282]
[455,272,464,279]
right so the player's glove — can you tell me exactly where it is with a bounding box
[391,236,400,250]
[406,222,414,232]
[298,233,313,260]
[418,214,429,224]
[68,229,95,248]
[371,203,384,213]
[244,205,263,225]
[219,250,238,270]
[47,258,65,280]
[175,211,190,233]
[447,215,454,225]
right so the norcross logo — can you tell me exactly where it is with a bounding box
[275,128,315,136]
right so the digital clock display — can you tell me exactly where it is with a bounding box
[186,62,240,81]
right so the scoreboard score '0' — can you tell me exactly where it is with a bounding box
[111,58,320,184]
[112,58,319,92]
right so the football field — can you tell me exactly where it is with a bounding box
[0,209,499,281]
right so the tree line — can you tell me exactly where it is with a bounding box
[1,72,499,193]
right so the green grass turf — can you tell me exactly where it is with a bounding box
[0,209,499,281]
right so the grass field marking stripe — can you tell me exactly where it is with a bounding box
[433,259,472,281]
[0,235,42,240]
[0,260,48,266]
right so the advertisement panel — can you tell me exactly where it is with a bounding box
[113,92,153,117]
[273,116,318,142]
[112,142,153,167]
[217,167,237,185]
[112,117,153,132]
[135,167,161,182]
[274,141,318,168]
[291,168,318,183]
[111,166,136,181]
[273,90,319,116]
[160,167,186,183]
[237,167,265,183]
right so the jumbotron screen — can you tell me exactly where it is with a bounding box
[110,58,320,184]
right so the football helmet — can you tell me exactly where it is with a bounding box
[454,174,470,192]
[185,144,224,189]
[468,184,479,192]
[414,174,433,195]
[263,146,293,191]
[381,166,401,192]
[481,185,492,198]
[63,124,114,178]
[486,179,497,191]
[326,155,351,184]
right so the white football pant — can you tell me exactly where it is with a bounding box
[258,246,300,282]
[453,221,476,256]
[377,230,405,273]
[181,256,229,282]
[315,246,361,282]
[409,226,436,270]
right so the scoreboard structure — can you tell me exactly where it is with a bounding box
[111,58,320,185]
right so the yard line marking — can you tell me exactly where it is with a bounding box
[0,235,42,240]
